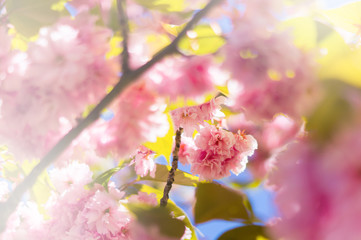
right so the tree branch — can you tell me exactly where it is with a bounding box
[0,0,224,232]
[160,127,183,207]
[117,0,130,73]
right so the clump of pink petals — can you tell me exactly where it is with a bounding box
[189,124,257,181]
[131,146,156,178]
[170,96,225,136]
[146,56,218,99]
[95,82,169,158]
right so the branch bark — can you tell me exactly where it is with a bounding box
[0,0,224,232]
[160,127,183,207]
[117,0,130,73]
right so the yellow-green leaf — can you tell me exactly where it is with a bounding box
[178,24,226,55]
[279,17,317,50]
[6,0,62,37]
[139,164,199,186]
[194,182,252,224]
[218,225,270,240]
[317,31,361,88]
[135,184,198,240]
[133,0,186,12]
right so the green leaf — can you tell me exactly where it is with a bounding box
[143,113,174,162]
[139,164,199,186]
[194,182,252,224]
[133,0,186,12]
[306,80,356,143]
[218,225,270,240]
[136,184,198,240]
[91,161,125,191]
[6,0,62,37]
[178,24,226,55]
[127,204,186,239]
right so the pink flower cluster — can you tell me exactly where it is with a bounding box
[221,3,320,121]
[185,124,257,181]
[170,96,225,136]
[268,126,361,240]
[131,146,156,178]
[94,82,169,158]
[145,56,218,99]
[0,14,118,160]
[227,114,304,179]
[171,97,257,180]
[0,162,187,240]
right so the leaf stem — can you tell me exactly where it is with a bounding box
[160,127,183,207]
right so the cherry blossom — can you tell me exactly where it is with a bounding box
[170,96,225,136]
[146,56,217,99]
[190,124,257,181]
[131,146,156,178]
[227,114,304,179]
[95,82,169,158]
[268,126,361,240]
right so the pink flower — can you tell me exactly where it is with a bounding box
[75,188,130,239]
[227,60,319,120]
[95,82,169,158]
[170,96,225,136]
[223,21,300,88]
[49,161,93,204]
[128,192,158,206]
[268,126,361,240]
[227,114,304,179]
[1,202,44,240]
[146,56,216,99]
[41,179,132,240]
[0,15,118,160]
[178,136,197,165]
[132,146,156,178]
[190,124,257,181]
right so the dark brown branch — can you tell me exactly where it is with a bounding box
[117,0,130,73]
[160,127,183,207]
[0,0,224,232]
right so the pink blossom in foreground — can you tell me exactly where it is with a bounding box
[170,96,225,136]
[146,56,217,99]
[223,21,300,88]
[190,124,257,181]
[227,52,319,121]
[227,114,304,179]
[0,15,118,160]
[0,202,44,240]
[95,82,169,158]
[131,146,156,178]
[49,161,93,203]
[268,126,361,240]
[41,165,132,240]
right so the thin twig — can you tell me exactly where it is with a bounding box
[0,0,224,232]
[160,127,183,207]
[117,0,130,73]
